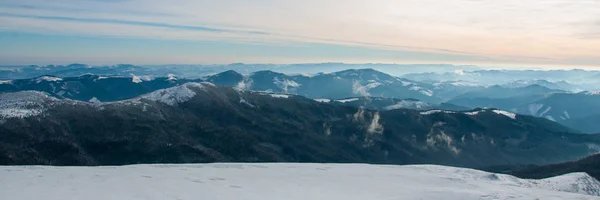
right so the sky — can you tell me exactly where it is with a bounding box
[0,0,599,68]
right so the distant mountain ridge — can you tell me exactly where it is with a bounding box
[0,63,481,80]
[0,74,192,102]
[3,68,600,133]
[0,69,441,103]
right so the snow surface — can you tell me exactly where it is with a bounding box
[432,81,480,88]
[138,82,206,106]
[420,110,456,115]
[418,89,434,96]
[239,97,255,108]
[528,104,544,116]
[55,90,66,96]
[88,97,101,103]
[409,86,434,96]
[563,111,571,119]
[365,81,382,89]
[384,100,430,110]
[539,106,552,117]
[131,75,143,83]
[463,110,482,115]
[269,94,290,98]
[492,110,517,119]
[0,163,598,200]
[35,76,62,83]
[167,74,177,81]
[0,91,56,119]
[449,81,480,87]
[400,80,412,86]
[336,98,360,103]
[586,91,600,95]
[314,98,331,103]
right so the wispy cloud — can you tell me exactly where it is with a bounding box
[0,13,267,35]
[0,0,599,66]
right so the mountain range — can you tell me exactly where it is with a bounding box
[0,63,482,80]
[3,68,600,134]
[1,83,598,168]
[0,69,439,102]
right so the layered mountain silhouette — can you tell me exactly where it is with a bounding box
[1,83,598,167]
[4,68,600,134]
[0,69,440,103]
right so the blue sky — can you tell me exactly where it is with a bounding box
[0,0,599,68]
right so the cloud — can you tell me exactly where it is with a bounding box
[0,13,266,35]
[367,112,383,135]
[0,0,599,66]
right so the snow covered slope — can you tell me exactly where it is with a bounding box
[1,163,598,200]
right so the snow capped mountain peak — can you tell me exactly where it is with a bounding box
[167,74,177,81]
[492,110,517,119]
[0,91,59,120]
[35,76,62,83]
[131,74,153,83]
[131,74,143,83]
[138,82,209,106]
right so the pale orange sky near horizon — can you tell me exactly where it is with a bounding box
[0,0,599,68]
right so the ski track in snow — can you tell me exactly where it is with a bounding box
[539,106,552,117]
[563,111,571,119]
[0,163,598,200]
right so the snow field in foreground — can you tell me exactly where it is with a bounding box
[1,163,599,200]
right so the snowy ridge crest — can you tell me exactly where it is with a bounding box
[138,82,210,106]
[35,76,62,83]
[385,100,430,110]
[0,91,60,120]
